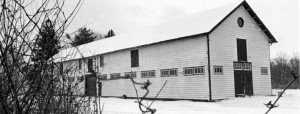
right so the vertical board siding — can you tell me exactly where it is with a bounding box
[209,6,272,99]
[100,36,209,100]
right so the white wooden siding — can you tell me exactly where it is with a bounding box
[209,6,272,99]
[100,36,209,100]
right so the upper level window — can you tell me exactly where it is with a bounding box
[214,66,223,75]
[59,63,63,74]
[131,50,139,67]
[161,68,177,77]
[88,58,93,73]
[261,67,268,75]
[100,56,104,67]
[125,72,137,78]
[141,70,155,78]
[237,39,247,62]
[78,59,82,70]
[237,17,244,28]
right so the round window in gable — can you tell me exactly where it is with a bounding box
[237,17,244,27]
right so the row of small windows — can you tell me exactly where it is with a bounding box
[63,66,269,82]
[96,66,205,80]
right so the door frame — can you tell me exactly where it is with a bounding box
[233,61,253,97]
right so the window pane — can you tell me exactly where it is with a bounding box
[141,72,148,77]
[131,50,139,67]
[142,70,155,78]
[110,73,120,79]
[149,71,155,76]
[88,59,93,73]
[100,56,104,67]
[131,72,136,78]
[78,59,82,70]
[214,66,223,75]
[261,67,268,75]
[194,66,204,74]
[161,70,169,76]
[184,68,193,75]
[170,69,177,76]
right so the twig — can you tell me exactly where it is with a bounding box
[264,71,299,114]
[130,77,168,114]
[148,80,167,108]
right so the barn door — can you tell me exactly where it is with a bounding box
[85,74,97,96]
[234,62,253,97]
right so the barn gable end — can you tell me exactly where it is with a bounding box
[208,3,272,99]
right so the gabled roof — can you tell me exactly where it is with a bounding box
[56,1,276,62]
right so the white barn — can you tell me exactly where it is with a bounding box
[56,1,277,101]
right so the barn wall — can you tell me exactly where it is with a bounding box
[98,36,210,100]
[209,6,272,99]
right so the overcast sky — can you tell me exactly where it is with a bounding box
[65,0,299,59]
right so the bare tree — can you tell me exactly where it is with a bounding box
[0,0,84,113]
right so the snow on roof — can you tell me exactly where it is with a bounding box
[55,1,242,62]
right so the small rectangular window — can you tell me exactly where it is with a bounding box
[261,67,268,75]
[214,66,223,75]
[88,58,93,73]
[184,66,205,75]
[194,66,205,75]
[184,67,194,75]
[110,73,121,79]
[141,71,148,77]
[100,56,104,67]
[125,72,137,78]
[161,69,169,77]
[169,69,178,76]
[141,70,155,78]
[161,69,177,77]
[131,50,139,67]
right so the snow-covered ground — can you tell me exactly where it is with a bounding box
[99,89,300,114]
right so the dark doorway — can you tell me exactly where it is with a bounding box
[237,39,247,61]
[85,74,97,96]
[234,62,253,96]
